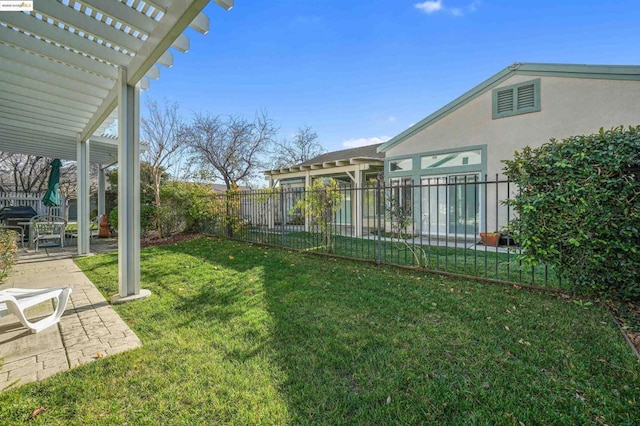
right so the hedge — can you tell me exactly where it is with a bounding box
[504,126,640,300]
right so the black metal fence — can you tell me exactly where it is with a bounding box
[204,176,566,291]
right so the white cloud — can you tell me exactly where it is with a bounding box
[414,0,443,14]
[388,116,397,123]
[342,136,391,148]
[415,0,480,16]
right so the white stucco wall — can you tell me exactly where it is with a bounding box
[386,74,640,177]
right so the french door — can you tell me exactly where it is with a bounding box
[420,174,480,236]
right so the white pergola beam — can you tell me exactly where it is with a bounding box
[0,104,86,127]
[0,84,100,113]
[36,0,144,53]
[0,58,109,99]
[157,50,173,68]
[0,95,95,121]
[80,84,118,142]
[0,132,117,164]
[79,0,157,34]
[0,26,118,79]
[0,117,76,138]
[214,0,235,10]
[189,13,209,34]
[129,0,212,84]
[83,0,210,139]
[145,64,160,80]
[0,69,104,106]
[0,111,83,133]
[0,44,114,90]
[171,33,190,53]
[2,10,134,67]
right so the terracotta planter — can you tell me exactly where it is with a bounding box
[480,232,501,247]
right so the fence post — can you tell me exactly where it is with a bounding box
[280,186,285,248]
[376,179,382,266]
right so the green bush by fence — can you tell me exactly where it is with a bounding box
[0,229,18,282]
[504,126,640,299]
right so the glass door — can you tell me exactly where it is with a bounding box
[448,174,479,235]
[421,174,479,236]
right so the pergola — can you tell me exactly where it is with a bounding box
[0,0,232,301]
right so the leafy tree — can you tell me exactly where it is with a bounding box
[181,111,277,189]
[504,126,640,299]
[105,162,166,233]
[293,178,344,253]
[271,125,325,168]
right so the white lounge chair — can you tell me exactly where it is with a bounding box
[0,287,72,333]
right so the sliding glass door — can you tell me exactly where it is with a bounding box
[421,174,479,236]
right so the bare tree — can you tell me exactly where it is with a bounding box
[0,154,51,193]
[271,125,325,168]
[141,98,185,207]
[58,162,98,221]
[181,111,278,189]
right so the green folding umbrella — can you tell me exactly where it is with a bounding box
[42,159,62,207]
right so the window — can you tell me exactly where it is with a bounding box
[421,149,482,169]
[389,177,413,216]
[492,79,540,119]
[389,158,413,172]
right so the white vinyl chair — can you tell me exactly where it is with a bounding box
[30,215,67,252]
[0,287,72,333]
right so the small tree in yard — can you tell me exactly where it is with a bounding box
[293,178,343,253]
[504,126,640,299]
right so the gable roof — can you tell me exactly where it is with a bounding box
[299,143,384,166]
[378,62,640,153]
[264,143,384,176]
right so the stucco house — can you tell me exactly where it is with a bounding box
[263,144,384,233]
[377,63,640,237]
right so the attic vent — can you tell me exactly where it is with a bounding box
[517,84,535,109]
[492,78,541,119]
[496,89,514,114]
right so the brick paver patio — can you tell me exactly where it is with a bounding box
[0,244,141,391]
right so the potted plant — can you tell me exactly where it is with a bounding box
[480,231,501,247]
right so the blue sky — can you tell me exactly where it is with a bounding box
[146,0,639,152]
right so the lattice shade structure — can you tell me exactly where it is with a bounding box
[0,0,233,164]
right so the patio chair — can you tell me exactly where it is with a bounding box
[0,286,72,333]
[30,215,67,251]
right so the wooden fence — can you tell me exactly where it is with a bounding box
[0,191,65,217]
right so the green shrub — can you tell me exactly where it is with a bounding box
[108,205,157,236]
[0,229,18,282]
[504,126,640,299]
[159,181,222,235]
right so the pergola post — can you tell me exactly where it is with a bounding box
[76,135,91,255]
[112,66,150,303]
[354,165,363,237]
[97,165,106,218]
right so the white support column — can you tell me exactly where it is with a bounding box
[304,172,311,233]
[113,66,150,303]
[97,165,106,218]
[77,134,91,255]
[354,165,363,237]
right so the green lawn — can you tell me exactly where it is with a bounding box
[0,237,638,424]
[237,230,563,290]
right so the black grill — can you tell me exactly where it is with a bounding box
[0,206,38,221]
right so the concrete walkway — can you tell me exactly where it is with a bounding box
[0,244,141,392]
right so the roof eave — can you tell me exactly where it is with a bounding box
[377,62,640,153]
